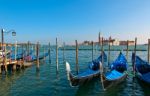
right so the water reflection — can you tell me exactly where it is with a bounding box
[137,79,150,96]
[36,70,40,79]
[75,78,99,96]
[0,70,25,96]
[108,82,126,95]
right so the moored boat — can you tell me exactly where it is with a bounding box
[100,52,128,90]
[132,53,150,85]
[65,51,107,86]
[24,51,49,62]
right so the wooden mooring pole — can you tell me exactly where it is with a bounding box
[22,44,24,69]
[43,46,46,61]
[34,43,36,56]
[75,40,79,75]
[108,37,111,66]
[48,42,51,63]
[25,43,27,58]
[12,43,16,71]
[63,42,65,62]
[148,39,150,64]
[92,41,94,61]
[36,42,40,71]
[17,42,18,58]
[56,38,58,71]
[101,37,104,72]
[0,65,1,74]
[4,46,7,74]
[126,40,129,62]
[15,41,17,60]
[27,41,30,55]
[1,29,5,74]
[133,37,137,77]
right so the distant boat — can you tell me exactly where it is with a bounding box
[132,53,150,85]
[100,52,128,90]
[65,51,107,86]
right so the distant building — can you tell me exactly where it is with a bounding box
[0,43,12,47]
[99,35,119,46]
[81,41,91,45]
[119,41,135,45]
[81,36,120,46]
[111,39,120,45]
[102,39,119,46]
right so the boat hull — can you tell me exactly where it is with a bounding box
[66,51,107,87]
[100,52,128,90]
[132,53,150,86]
[69,72,100,86]
[136,72,150,85]
[102,73,127,90]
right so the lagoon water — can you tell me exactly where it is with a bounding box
[0,45,150,96]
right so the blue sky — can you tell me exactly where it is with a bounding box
[0,0,150,44]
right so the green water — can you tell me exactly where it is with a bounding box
[0,45,150,96]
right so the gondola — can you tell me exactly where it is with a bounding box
[25,51,49,62]
[65,51,107,86]
[10,51,26,60]
[100,52,128,90]
[132,53,150,85]
[9,50,34,60]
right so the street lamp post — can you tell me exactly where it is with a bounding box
[1,28,16,74]
[15,41,17,60]
[1,29,16,50]
[1,29,4,50]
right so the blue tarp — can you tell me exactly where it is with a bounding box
[77,51,107,78]
[110,52,127,72]
[106,70,125,80]
[104,52,127,80]
[10,51,25,60]
[89,51,107,70]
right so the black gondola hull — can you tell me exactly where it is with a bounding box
[102,73,127,90]
[68,72,100,86]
